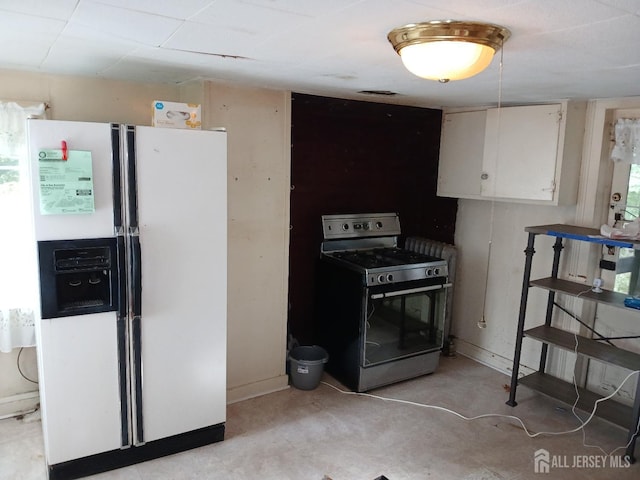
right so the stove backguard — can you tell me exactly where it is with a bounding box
[321,212,401,242]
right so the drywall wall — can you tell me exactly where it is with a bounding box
[0,348,39,418]
[0,70,290,411]
[451,97,640,388]
[201,81,291,402]
[453,200,577,376]
[0,70,179,124]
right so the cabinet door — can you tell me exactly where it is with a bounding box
[481,104,561,201]
[437,110,486,199]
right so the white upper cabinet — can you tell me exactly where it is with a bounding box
[437,101,587,205]
[437,110,486,198]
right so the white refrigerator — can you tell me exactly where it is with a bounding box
[27,119,227,479]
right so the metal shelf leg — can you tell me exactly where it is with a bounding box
[625,378,640,463]
[539,237,564,373]
[506,232,536,407]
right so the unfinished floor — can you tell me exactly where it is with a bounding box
[1,355,638,480]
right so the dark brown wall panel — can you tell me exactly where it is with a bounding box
[289,93,457,344]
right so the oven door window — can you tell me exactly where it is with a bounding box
[364,287,447,366]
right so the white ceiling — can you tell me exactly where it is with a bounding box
[1,0,639,108]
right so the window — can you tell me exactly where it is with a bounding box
[0,101,45,352]
[607,116,640,296]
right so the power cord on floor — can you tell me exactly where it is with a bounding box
[571,374,640,457]
[17,347,38,384]
[321,369,640,457]
[566,322,640,457]
[564,283,640,456]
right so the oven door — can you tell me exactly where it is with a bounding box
[364,281,451,367]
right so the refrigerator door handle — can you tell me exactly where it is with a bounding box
[111,123,124,234]
[126,125,139,230]
[116,314,131,447]
[116,236,128,319]
[115,236,131,447]
[124,124,144,445]
[113,125,132,448]
[129,232,144,445]
[131,313,144,445]
[130,234,142,318]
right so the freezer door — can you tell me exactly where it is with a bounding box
[130,126,227,443]
[27,120,128,464]
[27,119,115,241]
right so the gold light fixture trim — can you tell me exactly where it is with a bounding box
[387,20,511,82]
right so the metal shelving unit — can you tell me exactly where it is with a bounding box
[506,224,640,463]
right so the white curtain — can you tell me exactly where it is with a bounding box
[611,118,640,164]
[0,101,45,353]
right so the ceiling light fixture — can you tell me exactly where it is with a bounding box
[387,20,511,83]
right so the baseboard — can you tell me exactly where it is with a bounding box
[0,391,40,420]
[456,339,535,378]
[227,374,289,404]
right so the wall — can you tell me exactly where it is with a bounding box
[0,71,179,123]
[289,94,455,344]
[202,82,291,402]
[451,97,640,383]
[0,70,290,411]
[0,348,39,417]
[453,200,576,375]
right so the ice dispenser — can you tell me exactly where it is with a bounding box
[38,238,120,319]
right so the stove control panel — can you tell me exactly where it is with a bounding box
[367,264,448,286]
[323,212,401,240]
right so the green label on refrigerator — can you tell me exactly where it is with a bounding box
[38,150,95,215]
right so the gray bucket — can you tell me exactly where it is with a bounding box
[288,345,329,390]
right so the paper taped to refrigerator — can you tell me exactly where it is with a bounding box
[38,150,95,215]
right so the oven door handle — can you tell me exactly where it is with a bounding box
[370,283,452,299]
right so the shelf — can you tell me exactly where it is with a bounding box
[530,277,632,310]
[525,224,640,249]
[524,325,640,371]
[509,224,640,462]
[519,372,632,429]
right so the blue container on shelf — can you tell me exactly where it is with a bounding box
[623,297,640,310]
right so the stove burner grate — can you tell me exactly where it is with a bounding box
[329,247,442,269]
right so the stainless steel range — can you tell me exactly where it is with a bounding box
[316,213,451,392]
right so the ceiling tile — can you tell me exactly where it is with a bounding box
[0,0,77,20]
[554,14,640,61]
[595,0,640,15]
[0,38,54,67]
[87,0,214,19]
[100,54,205,84]
[163,21,262,58]
[71,1,183,46]
[235,0,364,17]
[40,23,139,75]
[0,10,65,67]
[190,0,310,31]
[0,9,66,34]
[490,0,629,32]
